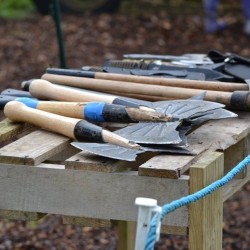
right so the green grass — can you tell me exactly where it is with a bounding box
[0,0,35,19]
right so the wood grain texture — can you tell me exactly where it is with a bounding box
[62,216,111,227]
[29,79,116,103]
[95,71,247,92]
[189,151,224,250]
[0,163,189,228]
[41,74,234,106]
[65,151,157,172]
[0,129,71,165]
[0,119,33,143]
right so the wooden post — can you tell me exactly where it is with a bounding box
[117,221,136,250]
[189,151,224,250]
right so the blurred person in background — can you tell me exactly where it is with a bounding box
[203,0,250,34]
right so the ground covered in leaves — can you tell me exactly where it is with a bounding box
[0,2,249,249]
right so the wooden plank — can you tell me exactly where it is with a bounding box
[223,164,250,202]
[46,145,80,163]
[224,134,250,179]
[139,112,250,178]
[0,209,45,221]
[0,163,189,228]
[0,119,33,142]
[160,225,188,235]
[62,216,188,235]
[65,150,157,173]
[0,129,71,165]
[35,163,65,170]
[62,216,111,227]
[189,151,224,250]
[139,153,203,179]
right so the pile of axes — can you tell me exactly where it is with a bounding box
[2,49,246,161]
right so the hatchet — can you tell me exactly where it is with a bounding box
[3,101,192,161]
[4,100,140,150]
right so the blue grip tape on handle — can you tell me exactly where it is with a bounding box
[84,102,106,122]
[16,97,39,109]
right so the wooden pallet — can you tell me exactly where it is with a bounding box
[0,113,249,250]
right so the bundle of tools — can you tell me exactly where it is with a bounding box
[2,49,244,161]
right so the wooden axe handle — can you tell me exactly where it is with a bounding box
[41,73,232,106]
[22,79,116,104]
[15,98,168,122]
[95,72,248,92]
[4,101,140,149]
[36,101,86,119]
[4,101,78,139]
[41,73,250,110]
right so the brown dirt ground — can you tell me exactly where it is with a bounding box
[0,3,249,249]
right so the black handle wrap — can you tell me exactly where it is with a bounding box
[74,120,103,142]
[22,79,35,91]
[46,68,96,78]
[102,104,133,123]
[230,91,250,111]
[112,97,139,108]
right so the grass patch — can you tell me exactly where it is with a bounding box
[0,0,35,19]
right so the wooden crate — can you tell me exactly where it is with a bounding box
[0,113,249,250]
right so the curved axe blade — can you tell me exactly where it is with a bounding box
[186,108,238,125]
[152,100,225,119]
[114,121,181,144]
[71,142,140,161]
[71,142,193,161]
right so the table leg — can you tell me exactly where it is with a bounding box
[189,151,224,250]
[117,221,136,250]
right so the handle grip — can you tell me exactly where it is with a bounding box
[4,101,79,139]
[16,98,169,122]
[16,97,87,119]
[22,79,116,103]
[4,101,140,149]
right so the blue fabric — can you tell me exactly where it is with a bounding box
[204,0,250,20]
[203,0,220,20]
[16,97,38,109]
[242,0,250,20]
[145,154,250,250]
[84,102,106,122]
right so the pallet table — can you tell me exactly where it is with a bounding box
[0,112,249,250]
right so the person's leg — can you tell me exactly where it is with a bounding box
[204,0,220,20]
[242,0,250,34]
[203,0,227,32]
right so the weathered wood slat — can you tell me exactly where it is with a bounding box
[0,119,33,142]
[0,129,71,165]
[224,134,250,179]
[65,150,156,173]
[222,164,250,202]
[0,163,189,228]
[139,112,250,178]
[62,216,112,227]
[0,209,45,221]
[46,145,80,163]
[62,216,188,235]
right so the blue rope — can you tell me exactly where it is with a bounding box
[145,154,250,250]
